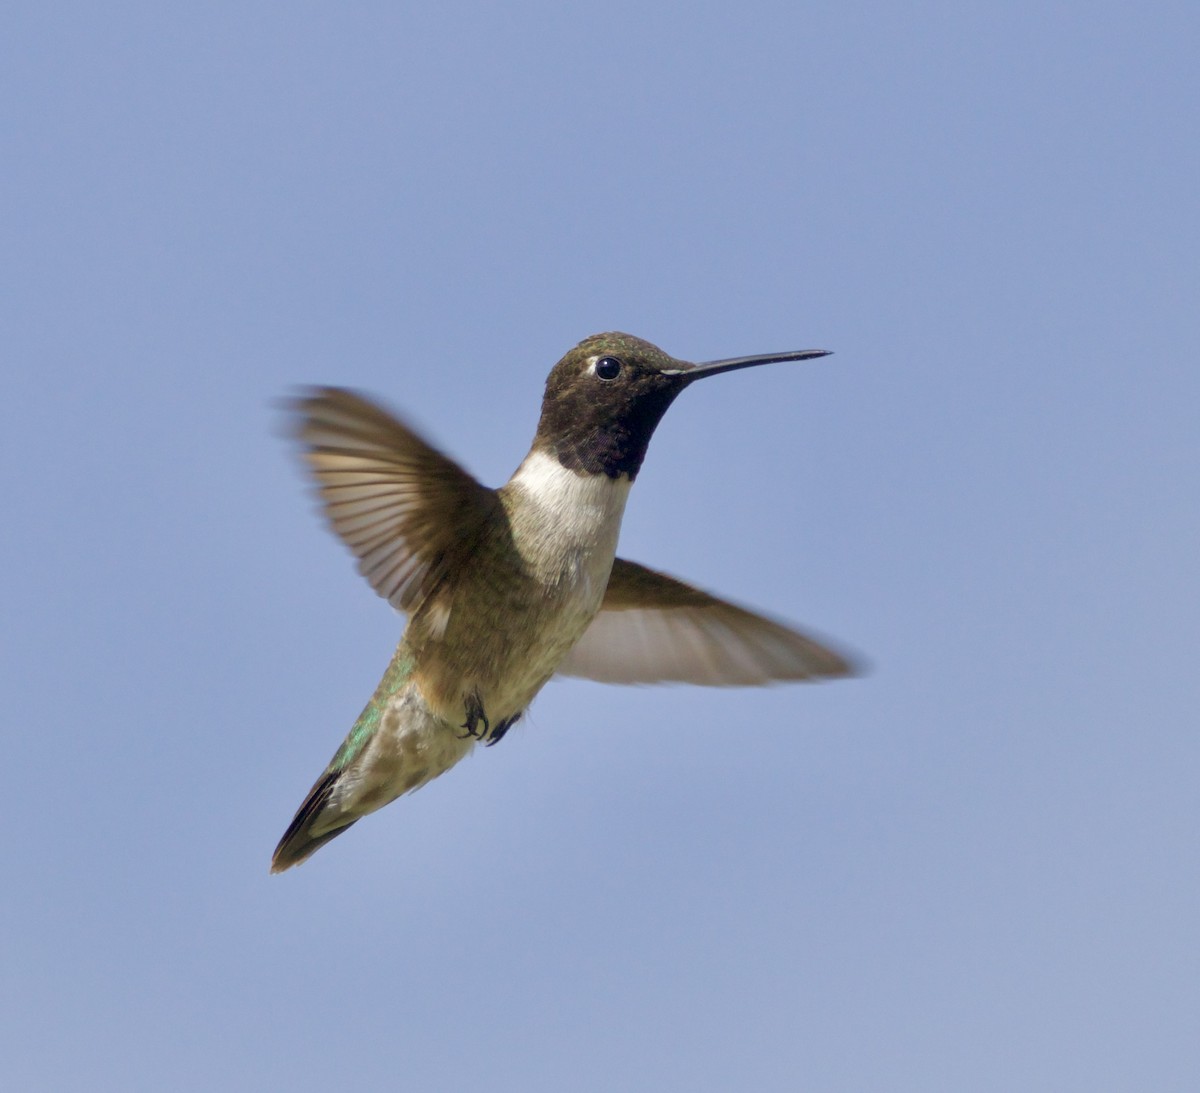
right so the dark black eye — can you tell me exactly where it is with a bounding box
[595,356,623,381]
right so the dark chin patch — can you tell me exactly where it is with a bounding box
[547,386,681,479]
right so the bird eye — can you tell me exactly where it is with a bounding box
[595,356,623,381]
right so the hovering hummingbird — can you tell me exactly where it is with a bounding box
[271,331,855,872]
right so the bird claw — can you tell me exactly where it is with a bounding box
[486,713,522,747]
[459,693,490,741]
[459,695,521,746]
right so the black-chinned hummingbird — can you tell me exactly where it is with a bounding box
[271,332,856,872]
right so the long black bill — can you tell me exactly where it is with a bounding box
[664,348,832,382]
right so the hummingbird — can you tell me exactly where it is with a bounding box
[271,331,855,872]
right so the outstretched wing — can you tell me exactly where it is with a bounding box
[286,387,501,612]
[557,558,857,686]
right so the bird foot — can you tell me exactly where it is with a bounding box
[459,695,521,746]
[459,693,490,741]
[485,713,522,747]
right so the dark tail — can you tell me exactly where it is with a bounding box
[270,769,358,873]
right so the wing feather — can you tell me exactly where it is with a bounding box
[286,387,500,612]
[557,558,857,686]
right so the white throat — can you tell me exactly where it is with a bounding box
[506,449,632,589]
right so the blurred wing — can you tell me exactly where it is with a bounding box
[557,558,857,686]
[287,387,501,612]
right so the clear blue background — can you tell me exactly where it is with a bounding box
[4,3,1197,1090]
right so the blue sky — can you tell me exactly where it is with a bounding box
[3,3,1197,1090]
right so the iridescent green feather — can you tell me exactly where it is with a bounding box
[327,648,414,772]
[270,647,416,872]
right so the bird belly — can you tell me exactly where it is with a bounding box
[411,451,631,731]
[413,574,605,732]
[327,571,602,825]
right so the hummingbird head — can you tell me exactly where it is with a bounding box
[533,331,830,480]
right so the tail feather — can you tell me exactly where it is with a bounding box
[270,676,476,871]
[270,769,358,873]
